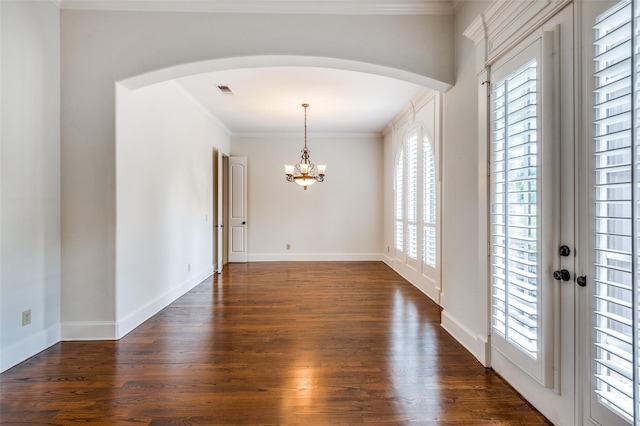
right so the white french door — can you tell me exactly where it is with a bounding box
[584,0,640,424]
[489,7,576,424]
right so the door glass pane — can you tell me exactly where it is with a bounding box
[593,0,634,421]
[491,59,539,359]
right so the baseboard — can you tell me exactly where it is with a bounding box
[116,266,214,339]
[381,254,394,267]
[441,309,490,366]
[248,253,383,262]
[61,320,118,340]
[61,267,214,341]
[1,324,61,373]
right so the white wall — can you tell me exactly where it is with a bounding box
[0,0,61,372]
[232,135,382,260]
[60,8,454,339]
[112,82,230,339]
[440,0,491,362]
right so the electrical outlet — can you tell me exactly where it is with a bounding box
[286,244,291,250]
[22,309,31,326]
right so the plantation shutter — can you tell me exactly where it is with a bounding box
[395,149,404,252]
[423,136,437,268]
[491,58,540,359]
[488,32,560,386]
[407,133,418,260]
[591,0,636,422]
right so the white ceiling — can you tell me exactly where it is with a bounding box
[176,67,425,135]
[57,0,449,135]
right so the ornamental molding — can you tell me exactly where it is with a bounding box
[58,0,455,15]
[464,0,572,65]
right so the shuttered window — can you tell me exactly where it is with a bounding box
[592,0,635,421]
[491,59,540,359]
[407,133,418,259]
[423,136,437,267]
[394,127,438,272]
[395,149,404,252]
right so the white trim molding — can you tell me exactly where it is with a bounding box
[116,268,214,339]
[465,0,572,65]
[61,321,117,341]
[248,253,383,262]
[0,325,61,373]
[58,0,455,15]
[171,81,232,136]
[441,310,490,366]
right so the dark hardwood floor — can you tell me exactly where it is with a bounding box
[0,262,550,425]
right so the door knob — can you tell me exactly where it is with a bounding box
[576,275,587,287]
[559,245,571,256]
[553,269,570,281]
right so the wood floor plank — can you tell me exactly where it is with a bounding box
[0,262,551,425]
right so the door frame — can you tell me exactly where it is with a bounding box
[465,1,577,424]
[215,151,229,273]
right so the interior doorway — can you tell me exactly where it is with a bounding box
[215,151,229,273]
[222,154,229,267]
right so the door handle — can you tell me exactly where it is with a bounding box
[576,275,587,287]
[242,221,246,225]
[553,269,570,281]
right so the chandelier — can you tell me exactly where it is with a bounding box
[284,103,326,190]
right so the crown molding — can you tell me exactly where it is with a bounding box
[232,132,383,139]
[452,0,466,12]
[463,14,485,46]
[58,0,454,15]
[388,87,435,130]
[171,81,232,136]
[464,0,572,65]
[49,0,62,8]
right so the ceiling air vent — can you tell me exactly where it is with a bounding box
[217,85,234,95]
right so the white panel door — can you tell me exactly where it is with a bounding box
[228,157,247,263]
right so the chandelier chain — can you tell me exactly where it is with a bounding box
[303,103,308,150]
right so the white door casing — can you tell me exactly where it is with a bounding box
[216,151,225,272]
